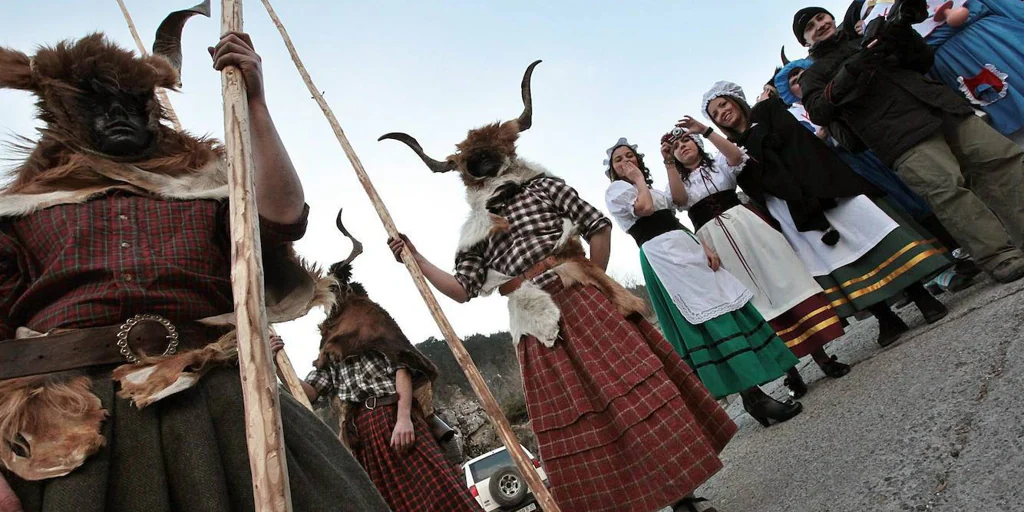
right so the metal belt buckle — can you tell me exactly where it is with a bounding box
[117,314,180,364]
[364,396,378,410]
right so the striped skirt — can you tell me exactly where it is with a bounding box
[642,251,799,398]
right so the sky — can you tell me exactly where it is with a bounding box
[0,0,855,374]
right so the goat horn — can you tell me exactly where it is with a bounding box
[516,60,542,132]
[377,132,457,173]
[780,46,791,66]
[152,0,211,87]
[334,208,364,269]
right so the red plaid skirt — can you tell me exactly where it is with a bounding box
[768,292,845,358]
[350,404,478,512]
[518,285,737,512]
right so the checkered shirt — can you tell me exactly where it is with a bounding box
[454,176,611,298]
[0,191,308,339]
[305,351,407,403]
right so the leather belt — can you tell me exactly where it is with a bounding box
[0,315,230,381]
[362,394,400,410]
[498,256,559,296]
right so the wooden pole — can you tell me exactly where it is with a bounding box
[270,326,313,411]
[220,1,292,510]
[258,2,561,510]
[114,0,184,132]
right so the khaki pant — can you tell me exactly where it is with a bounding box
[893,114,1024,270]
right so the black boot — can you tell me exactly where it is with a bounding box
[868,303,909,347]
[674,495,717,512]
[740,387,803,427]
[783,367,808,399]
[906,282,948,324]
[817,354,851,378]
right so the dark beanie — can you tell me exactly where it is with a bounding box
[793,7,833,45]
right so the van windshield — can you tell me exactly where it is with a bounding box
[469,450,514,482]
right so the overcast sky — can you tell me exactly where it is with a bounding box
[0,0,854,374]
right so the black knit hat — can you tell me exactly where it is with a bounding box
[793,7,833,45]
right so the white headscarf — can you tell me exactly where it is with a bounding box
[701,81,747,120]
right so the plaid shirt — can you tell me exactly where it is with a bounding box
[455,177,611,298]
[0,191,308,340]
[305,351,407,403]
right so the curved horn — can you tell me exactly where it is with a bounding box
[152,0,212,86]
[780,46,791,66]
[334,208,363,269]
[378,132,457,173]
[515,59,542,132]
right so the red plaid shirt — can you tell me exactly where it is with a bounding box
[454,177,611,298]
[0,191,308,339]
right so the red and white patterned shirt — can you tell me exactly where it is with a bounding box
[454,176,611,298]
[0,191,308,339]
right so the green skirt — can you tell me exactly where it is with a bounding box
[641,250,798,399]
[816,201,953,318]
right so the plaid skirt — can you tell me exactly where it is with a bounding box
[350,403,478,512]
[517,285,737,512]
[5,367,389,512]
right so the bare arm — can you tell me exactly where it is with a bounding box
[391,368,416,451]
[620,162,655,217]
[661,140,690,208]
[388,236,470,303]
[588,226,612,271]
[210,32,305,225]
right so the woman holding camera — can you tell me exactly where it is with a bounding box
[661,117,853,400]
[604,137,803,427]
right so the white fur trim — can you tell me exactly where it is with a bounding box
[507,281,562,348]
[457,159,552,251]
[0,160,227,218]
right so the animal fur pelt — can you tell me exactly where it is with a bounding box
[0,33,220,196]
[0,372,106,481]
[315,263,438,385]
[458,158,551,252]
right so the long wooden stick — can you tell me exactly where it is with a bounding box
[258,2,560,510]
[270,326,313,411]
[220,1,292,510]
[114,0,184,132]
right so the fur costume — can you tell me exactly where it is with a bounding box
[0,3,331,481]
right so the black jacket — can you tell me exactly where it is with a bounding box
[734,96,880,233]
[799,27,974,166]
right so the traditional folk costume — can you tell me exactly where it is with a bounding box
[655,136,847,361]
[0,14,389,512]
[603,138,804,400]
[776,59,981,291]
[380,62,735,512]
[848,0,1024,146]
[702,82,951,343]
[307,259,477,512]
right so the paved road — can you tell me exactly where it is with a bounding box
[694,278,1024,512]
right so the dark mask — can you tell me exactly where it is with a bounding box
[83,79,156,158]
[466,149,504,178]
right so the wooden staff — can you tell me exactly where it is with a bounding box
[270,326,313,411]
[220,0,292,510]
[258,2,561,510]
[114,0,184,131]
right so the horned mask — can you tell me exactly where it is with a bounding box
[378,60,542,187]
[0,1,212,194]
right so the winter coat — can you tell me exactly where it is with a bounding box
[799,27,975,166]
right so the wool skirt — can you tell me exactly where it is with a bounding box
[5,367,390,512]
[516,284,736,512]
[695,204,845,358]
[642,251,799,398]
[349,403,478,512]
